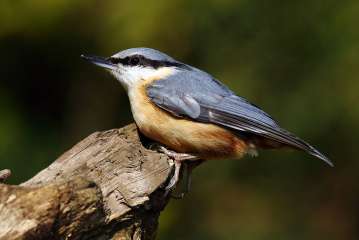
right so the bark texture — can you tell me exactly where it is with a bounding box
[0,124,174,240]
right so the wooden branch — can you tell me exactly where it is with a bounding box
[0,124,175,240]
[0,169,11,182]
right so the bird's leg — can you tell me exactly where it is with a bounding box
[154,145,199,196]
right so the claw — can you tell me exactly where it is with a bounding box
[153,145,199,197]
[166,160,182,190]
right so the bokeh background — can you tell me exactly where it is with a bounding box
[0,0,358,239]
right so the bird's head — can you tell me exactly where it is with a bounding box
[82,48,187,91]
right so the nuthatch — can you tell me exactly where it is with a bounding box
[82,47,333,191]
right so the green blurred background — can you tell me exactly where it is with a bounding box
[0,0,358,239]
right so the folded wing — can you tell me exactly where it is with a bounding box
[147,69,332,166]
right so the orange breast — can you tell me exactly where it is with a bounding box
[128,81,250,160]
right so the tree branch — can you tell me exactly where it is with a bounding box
[0,124,175,240]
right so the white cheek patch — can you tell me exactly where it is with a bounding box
[130,66,156,81]
[111,66,178,91]
[120,66,154,89]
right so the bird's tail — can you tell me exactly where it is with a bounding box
[301,143,333,167]
[278,129,334,167]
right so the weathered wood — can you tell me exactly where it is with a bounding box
[0,124,175,240]
[0,169,11,182]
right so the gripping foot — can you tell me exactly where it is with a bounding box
[151,145,199,197]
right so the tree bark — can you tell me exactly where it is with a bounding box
[0,124,175,240]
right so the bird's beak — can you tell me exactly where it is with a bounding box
[81,54,117,70]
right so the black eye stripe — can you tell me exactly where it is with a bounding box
[107,55,189,69]
[107,57,121,64]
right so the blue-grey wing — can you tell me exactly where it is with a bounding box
[146,69,332,166]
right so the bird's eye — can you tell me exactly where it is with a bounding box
[129,56,140,66]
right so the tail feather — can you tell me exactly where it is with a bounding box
[305,144,334,167]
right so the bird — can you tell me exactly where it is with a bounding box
[81,47,333,192]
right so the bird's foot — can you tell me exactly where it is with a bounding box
[150,144,199,198]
